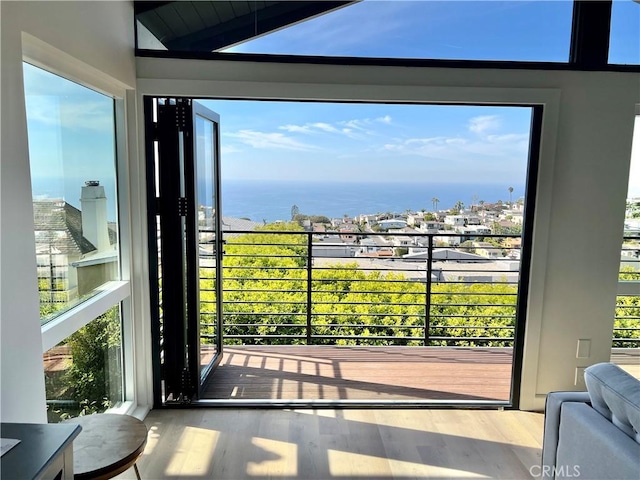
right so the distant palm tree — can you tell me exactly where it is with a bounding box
[508,187,514,205]
[454,200,464,213]
[432,197,439,211]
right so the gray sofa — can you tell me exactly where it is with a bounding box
[541,362,640,479]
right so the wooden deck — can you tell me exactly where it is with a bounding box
[202,346,514,402]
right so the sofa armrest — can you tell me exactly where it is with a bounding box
[541,391,591,477]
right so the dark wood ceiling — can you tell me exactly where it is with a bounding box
[135,1,355,52]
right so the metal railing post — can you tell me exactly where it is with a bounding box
[306,232,313,344]
[424,235,433,346]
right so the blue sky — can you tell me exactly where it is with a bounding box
[23,63,118,217]
[202,99,534,187]
[225,0,638,64]
[226,1,574,61]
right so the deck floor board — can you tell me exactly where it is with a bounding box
[202,346,514,401]
[201,346,639,402]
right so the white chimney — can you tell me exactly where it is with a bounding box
[80,181,110,251]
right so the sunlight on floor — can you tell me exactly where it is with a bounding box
[164,426,219,476]
[327,449,491,478]
[113,408,543,479]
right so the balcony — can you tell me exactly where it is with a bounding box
[194,229,639,403]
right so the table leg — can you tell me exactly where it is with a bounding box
[134,463,141,480]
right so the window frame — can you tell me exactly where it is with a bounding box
[22,33,137,413]
[616,107,640,322]
[133,0,640,73]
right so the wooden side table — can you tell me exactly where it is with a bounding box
[64,414,147,480]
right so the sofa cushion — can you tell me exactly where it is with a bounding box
[584,362,640,444]
[556,402,640,479]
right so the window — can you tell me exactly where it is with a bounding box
[609,0,640,65]
[23,62,132,417]
[23,63,120,324]
[613,113,640,375]
[44,307,123,422]
[136,0,574,63]
[223,1,573,62]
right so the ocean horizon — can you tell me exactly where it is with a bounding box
[219,179,524,223]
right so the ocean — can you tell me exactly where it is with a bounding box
[220,180,523,223]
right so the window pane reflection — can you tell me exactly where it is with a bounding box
[23,63,120,324]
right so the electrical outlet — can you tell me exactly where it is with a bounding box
[576,339,591,358]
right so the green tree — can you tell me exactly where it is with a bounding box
[451,201,464,214]
[491,222,523,235]
[202,222,526,348]
[459,240,475,253]
[47,307,123,420]
[615,266,640,347]
[67,308,121,404]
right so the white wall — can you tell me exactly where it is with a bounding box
[137,57,638,410]
[0,1,135,423]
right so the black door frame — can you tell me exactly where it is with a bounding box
[145,97,543,409]
[145,97,223,405]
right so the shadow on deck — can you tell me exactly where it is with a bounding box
[201,346,514,402]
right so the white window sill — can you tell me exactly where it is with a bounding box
[41,280,130,351]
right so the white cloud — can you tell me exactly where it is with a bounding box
[339,119,371,132]
[486,133,529,144]
[279,124,314,134]
[382,132,529,161]
[278,118,381,139]
[311,122,340,133]
[468,115,501,135]
[225,130,317,151]
[221,145,242,155]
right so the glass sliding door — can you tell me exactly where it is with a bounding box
[193,103,223,391]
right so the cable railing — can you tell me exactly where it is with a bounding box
[615,235,640,347]
[197,229,640,348]
[199,229,523,347]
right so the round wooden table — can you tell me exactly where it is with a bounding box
[64,414,147,480]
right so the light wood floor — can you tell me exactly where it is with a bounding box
[114,408,544,479]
